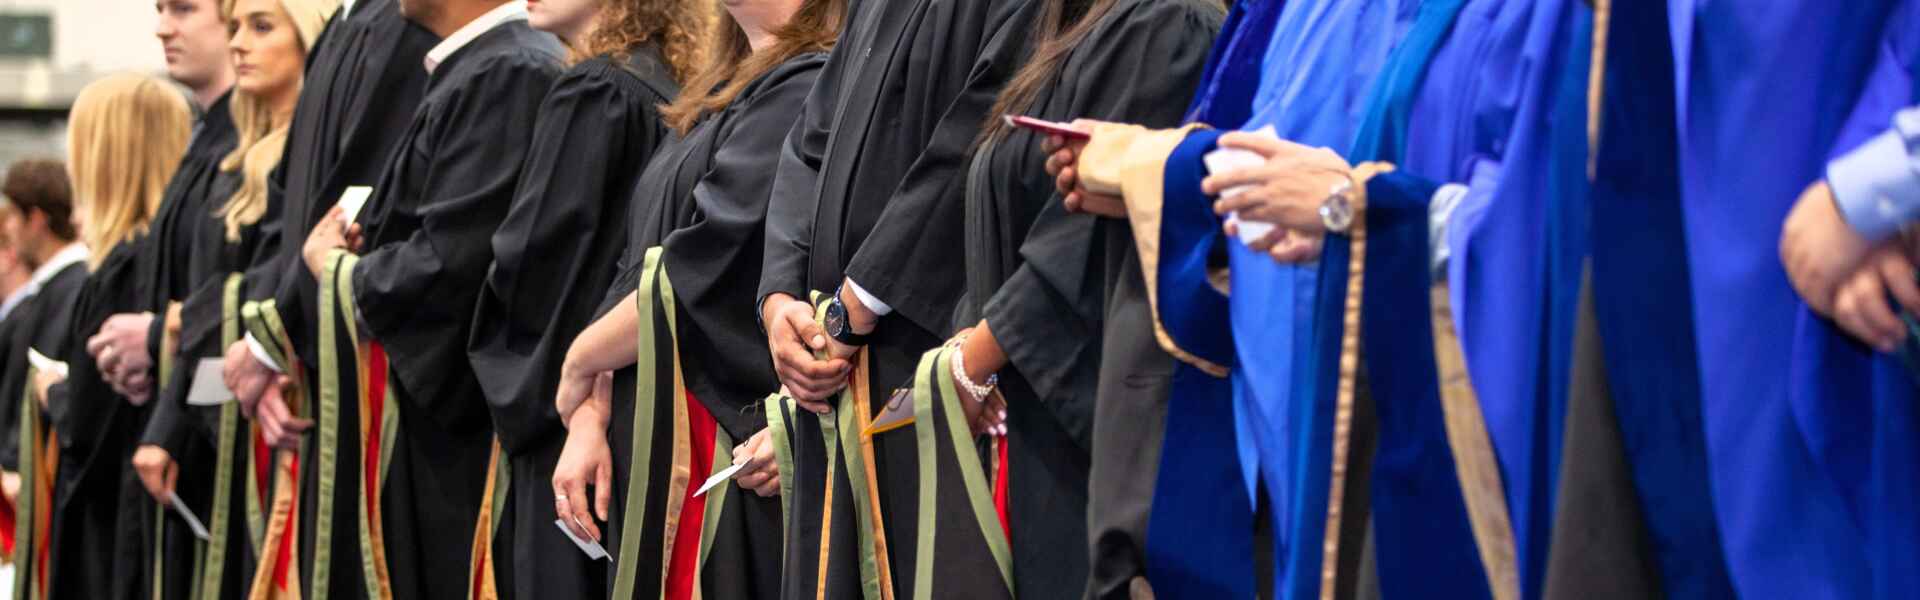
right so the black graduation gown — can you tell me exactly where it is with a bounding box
[146,170,274,600]
[45,241,159,600]
[918,2,1221,598]
[594,53,825,600]
[753,0,1041,595]
[6,260,85,598]
[346,20,562,600]
[232,1,435,596]
[0,296,31,471]
[466,48,678,600]
[134,93,243,600]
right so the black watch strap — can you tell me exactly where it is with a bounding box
[826,293,870,346]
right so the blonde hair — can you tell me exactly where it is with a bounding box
[66,73,193,267]
[218,0,334,241]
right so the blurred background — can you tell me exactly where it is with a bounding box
[0,0,169,167]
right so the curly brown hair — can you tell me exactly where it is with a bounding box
[581,0,712,83]
[658,0,844,134]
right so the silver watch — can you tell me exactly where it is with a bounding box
[1319,176,1355,234]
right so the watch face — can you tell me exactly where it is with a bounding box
[825,301,848,337]
[1321,194,1353,233]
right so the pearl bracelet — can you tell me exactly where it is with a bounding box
[948,335,998,400]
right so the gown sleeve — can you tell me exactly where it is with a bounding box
[983,0,1221,409]
[663,56,827,442]
[757,36,846,306]
[51,247,150,482]
[351,52,561,418]
[836,0,1038,335]
[469,62,667,455]
[0,310,29,470]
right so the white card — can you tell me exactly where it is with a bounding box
[336,186,373,225]
[553,519,608,560]
[25,347,66,379]
[167,492,211,541]
[185,358,234,406]
[1203,125,1281,245]
[694,463,745,498]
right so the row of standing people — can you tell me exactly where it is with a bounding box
[11,0,1920,598]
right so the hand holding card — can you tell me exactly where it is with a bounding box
[1005,115,1091,140]
[1204,125,1281,245]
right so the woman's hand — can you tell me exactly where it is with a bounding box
[255,376,310,450]
[224,340,276,418]
[132,445,177,503]
[303,206,352,278]
[1203,132,1352,232]
[952,322,1009,437]
[1043,120,1127,218]
[555,357,613,425]
[33,367,64,409]
[732,428,780,497]
[553,401,613,543]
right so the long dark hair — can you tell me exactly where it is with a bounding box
[581,0,712,83]
[977,0,1117,144]
[658,0,846,134]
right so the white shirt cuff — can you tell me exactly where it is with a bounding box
[244,332,284,373]
[1429,183,1470,281]
[846,279,893,316]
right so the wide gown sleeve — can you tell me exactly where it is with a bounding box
[352,53,560,421]
[984,0,1220,411]
[469,63,666,454]
[836,0,1038,335]
[664,57,827,442]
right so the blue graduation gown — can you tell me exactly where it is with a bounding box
[1672,1,1920,597]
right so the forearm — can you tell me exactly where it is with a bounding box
[563,291,642,378]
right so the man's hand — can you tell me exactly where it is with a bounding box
[1203,133,1353,232]
[88,312,155,391]
[255,376,309,449]
[823,284,877,362]
[761,293,848,411]
[224,340,276,417]
[1783,181,1874,315]
[553,402,613,543]
[1225,221,1324,263]
[1829,243,1920,352]
[731,428,780,497]
[1042,122,1126,218]
[304,206,352,278]
[132,445,177,503]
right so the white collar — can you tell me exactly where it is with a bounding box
[26,242,86,292]
[340,0,357,18]
[0,285,29,321]
[423,1,527,74]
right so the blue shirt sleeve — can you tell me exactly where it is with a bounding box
[1828,106,1920,242]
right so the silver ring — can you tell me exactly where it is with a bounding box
[555,493,568,502]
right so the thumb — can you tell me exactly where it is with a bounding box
[791,312,826,350]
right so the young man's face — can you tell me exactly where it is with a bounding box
[155,0,232,91]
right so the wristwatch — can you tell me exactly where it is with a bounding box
[1320,175,1355,234]
[825,289,870,347]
